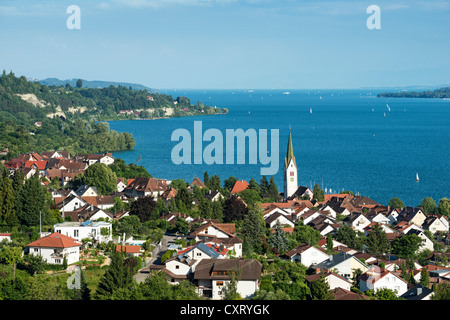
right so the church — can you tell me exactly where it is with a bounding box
[283,129,313,201]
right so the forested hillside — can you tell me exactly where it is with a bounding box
[377,86,450,99]
[0,71,226,159]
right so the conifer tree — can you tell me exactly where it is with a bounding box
[310,271,335,300]
[0,169,17,226]
[420,268,430,288]
[269,221,289,253]
[94,252,134,300]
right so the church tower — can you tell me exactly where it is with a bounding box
[284,128,298,200]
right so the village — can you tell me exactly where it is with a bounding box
[0,133,449,301]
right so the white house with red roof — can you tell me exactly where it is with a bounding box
[26,232,82,265]
[359,266,408,296]
[0,233,11,242]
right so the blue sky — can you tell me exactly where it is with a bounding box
[0,0,449,89]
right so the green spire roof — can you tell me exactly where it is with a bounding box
[285,129,296,167]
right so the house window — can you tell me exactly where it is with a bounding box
[55,259,61,264]
[74,230,79,237]
[196,253,202,257]
[176,265,180,269]
[216,281,224,286]
[34,248,39,252]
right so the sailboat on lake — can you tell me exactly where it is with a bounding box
[416,173,420,182]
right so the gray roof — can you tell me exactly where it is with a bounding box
[400,284,433,300]
[315,251,369,270]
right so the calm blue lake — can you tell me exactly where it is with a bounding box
[109,89,450,207]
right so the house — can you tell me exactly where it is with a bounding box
[265,212,295,228]
[387,208,401,225]
[400,284,434,300]
[204,190,224,202]
[392,221,423,234]
[75,185,99,197]
[116,245,142,257]
[163,253,197,284]
[343,212,372,232]
[399,207,427,227]
[288,186,314,201]
[306,269,353,291]
[307,214,338,236]
[189,221,236,241]
[41,150,70,159]
[284,244,330,267]
[124,177,169,199]
[422,215,449,234]
[193,259,261,300]
[80,152,115,166]
[55,194,88,213]
[333,287,369,300]
[26,232,82,265]
[160,187,178,201]
[0,233,12,242]
[315,251,369,280]
[177,242,228,262]
[189,177,207,189]
[366,211,391,225]
[406,229,434,253]
[359,266,408,296]
[229,180,249,194]
[363,222,396,237]
[116,178,127,192]
[54,220,113,243]
[64,204,114,222]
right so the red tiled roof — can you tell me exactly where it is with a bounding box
[230,180,249,194]
[27,232,82,248]
[116,245,141,254]
[24,160,47,170]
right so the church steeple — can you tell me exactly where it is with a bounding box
[285,127,296,168]
[283,126,298,200]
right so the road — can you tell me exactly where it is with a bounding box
[134,232,177,283]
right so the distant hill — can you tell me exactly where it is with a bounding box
[377,86,450,99]
[39,78,153,91]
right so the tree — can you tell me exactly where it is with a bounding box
[203,171,210,189]
[269,221,289,254]
[419,268,430,288]
[224,176,237,191]
[292,222,321,246]
[0,171,17,226]
[437,198,450,216]
[313,184,324,202]
[238,188,262,208]
[267,176,279,200]
[78,163,117,195]
[310,272,334,300]
[16,173,48,227]
[259,176,269,198]
[223,195,248,222]
[392,234,422,259]
[365,223,390,256]
[420,197,437,214]
[0,246,22,283]
[388,197,404,209]
[76,79,83,88]
[222,268,242,300]
[431,282,450,300]
[129,195,157,223]
[94,252,135,299]
[239,208,266,255]
[370,287,404,300]
[325,233,334,253]
[175,217,190,235]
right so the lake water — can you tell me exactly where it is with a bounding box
[109,89,450,207]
